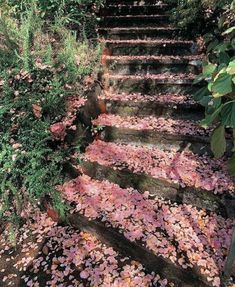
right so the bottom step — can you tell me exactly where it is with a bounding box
[61,175,234,287]
[0,212,167,287]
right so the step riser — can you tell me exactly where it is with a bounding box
[100,16,169,27]
[107,78,198,95]
[100,128,233,157]
[99,126,211,155]
[106,61,200,75]
[105,43,197,56]
[82,160,229,216]
[100,6,168,16]
[69,213,208,287]
[99,29,180,40]
[103,100,204,120]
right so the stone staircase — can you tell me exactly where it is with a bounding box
[62,1,235,286]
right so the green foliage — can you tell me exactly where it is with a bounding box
[0,0,103,39]
[189,0,235,179]
[0,0,102,225]
[166,0,234,35]
[210,125,227,158]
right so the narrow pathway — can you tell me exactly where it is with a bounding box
[62,1,235,286]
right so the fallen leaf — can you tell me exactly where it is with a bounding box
[32,104,42,119]
[42,245,49,255]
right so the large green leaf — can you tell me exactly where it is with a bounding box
[227,60,235,75]
[207,39,219,52]
[201,105,223,128]
[214,42,229,53]
[218,52,231,65]
[212,72,233,97]
[222,26,235,35]
[206,98,222,114]
[202,62,217,77]
[194,86,209,101]
[210,125,226,158]
[221,102,235,128]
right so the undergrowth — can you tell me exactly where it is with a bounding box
[0,0,102,229]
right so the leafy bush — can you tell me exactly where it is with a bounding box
[188,1,235,179]
[167,0,234,35]
[0,0,101,224]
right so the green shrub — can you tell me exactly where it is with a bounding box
[0,0,102,225]
[167,0,234,35]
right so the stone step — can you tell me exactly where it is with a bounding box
[81,140,235,215]
[98,92,204,120]
[105,74,200,95]
[99,15,169,27]
[100,4,169,16]
[92,113,213,153]
[62,174,234,287]
[18,220,166,286]
[101,40,198,56]
[104,55,202,75]
[98,27,180,40]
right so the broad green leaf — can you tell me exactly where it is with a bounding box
[210,125,226,158]
[221,102,235,128]
[212,72,233,97]
[222,26,235,35]
[227,60,235,75]
[207,39,219,52]
[202,63,217,77]
[201,105,223,128]
[218,52,230,65]
[206,98,222,114]
[208,81,213,92]
[214,42,229,53]
[194,86,209,101]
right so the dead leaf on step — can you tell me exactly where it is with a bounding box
[42,245,49,255]
[32,103,42,118]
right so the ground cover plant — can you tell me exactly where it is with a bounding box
[0,0,102,231]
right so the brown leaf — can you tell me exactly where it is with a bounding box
[42,245,49,255]
[47,207,59,222]
[32,104,42,118]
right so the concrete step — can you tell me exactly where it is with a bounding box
[105,73,200,95]
[98,27,180,40]
[62,175,234,287]
[81,140,235,215]
[92,114,213,154]
[101,40,198,56]
[104,55,202,75]
[98,92,204,120]
[99,15,169,27]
